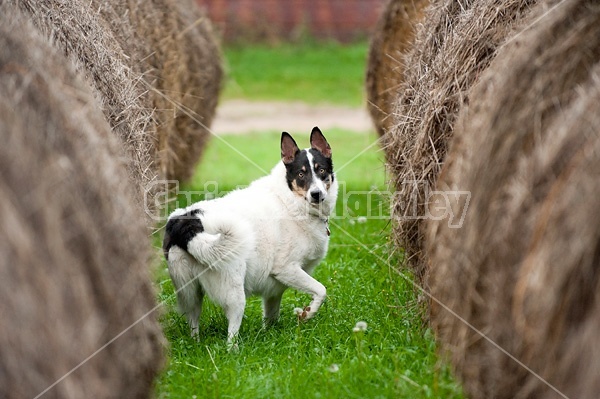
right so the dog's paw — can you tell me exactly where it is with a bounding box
[190,328,201,342]
[227,341,239,353]
[226,334,241,353]
[263,317,279,328]
[302,306,312,319]
[294,306,313,321]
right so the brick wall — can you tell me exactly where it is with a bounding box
[196,0,386,42]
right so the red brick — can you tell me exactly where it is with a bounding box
[196,0,386,42]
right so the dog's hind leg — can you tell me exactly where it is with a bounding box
[206,261,247,348]
[222,288,245,350]
[189,285,205,338]
[176,278,204,338]
[263,293,284,326]
[272,265,326,320]
[167,250,206,337]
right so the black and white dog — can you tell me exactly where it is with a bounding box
[163,127,338,344]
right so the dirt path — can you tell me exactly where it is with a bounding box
[210,99,374,135]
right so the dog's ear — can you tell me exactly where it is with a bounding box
[310,127,331,158]
[281,132,299,164]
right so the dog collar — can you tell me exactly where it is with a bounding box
[321,217,330,236]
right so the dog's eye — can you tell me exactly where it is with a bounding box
[319,168,326,175]
[298,172,304,179]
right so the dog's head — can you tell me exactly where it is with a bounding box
[281,127,336,211]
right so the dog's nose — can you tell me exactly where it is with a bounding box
[310,190,324,202]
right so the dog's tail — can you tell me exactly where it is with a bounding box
[163,208,253,268]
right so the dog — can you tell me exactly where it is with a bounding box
[163,127,338,345]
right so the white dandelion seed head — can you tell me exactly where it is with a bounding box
[293,307,304,316]
[353,321,368,332]
[328,364,340,373]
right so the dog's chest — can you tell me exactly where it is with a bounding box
[285,218,330,264]
[306,220,330,258]
[244,216,328,275]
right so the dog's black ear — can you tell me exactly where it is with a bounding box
[310,127,331,158]
[281,132,299,164]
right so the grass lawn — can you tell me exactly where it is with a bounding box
[222,41,368,106]
[152,42,463,398]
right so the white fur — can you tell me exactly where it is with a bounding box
[166,157,338,344]
[305,151,327,203]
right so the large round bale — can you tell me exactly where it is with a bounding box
[92,0,223,182]
[365,0,429,136]
[384,0,537,285]
[0,6,163,398]
[427,1,600,397]
[14,0,157,202]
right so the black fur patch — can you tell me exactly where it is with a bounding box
[284,149,312,192]
[163,208,204,260]
[308,148,334,183]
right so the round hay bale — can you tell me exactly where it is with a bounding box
[365,0,429,136]
[15,0,157,203]
[384,0,537,285]
[427,1,600,397]
[92,0,223,182]
[0,6,163,398]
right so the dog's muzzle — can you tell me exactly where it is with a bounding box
[309,189,325,203]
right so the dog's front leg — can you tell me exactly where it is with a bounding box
[272,266,326,320]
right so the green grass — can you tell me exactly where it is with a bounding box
[153,129,462,398]
[222,41,368,106]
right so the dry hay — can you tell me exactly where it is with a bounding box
[13,0,157,202]
[366,0,429,136]
[13,0,223,201]
[384,0,538,285]
[0,6,163,398]
[427,0,600,397]
[92,0,223,182]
